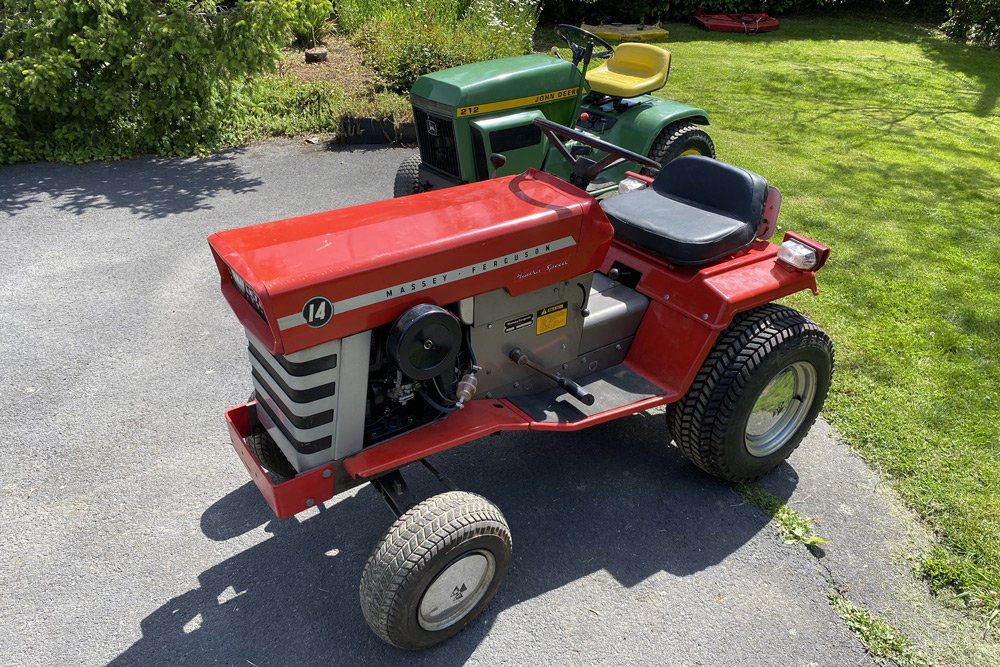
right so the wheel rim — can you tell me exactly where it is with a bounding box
[680,148,702,156]
[744,361,818,457]
[418,550,496,632]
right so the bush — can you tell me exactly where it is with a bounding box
[0,0,302,163]
[539,0,949,24]
[292,0,334,47]
[540,0,798,23]
[943,0,1000,48]
[221,75,411,142]
[342,0,541,92]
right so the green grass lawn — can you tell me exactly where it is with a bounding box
[615,15,999,623]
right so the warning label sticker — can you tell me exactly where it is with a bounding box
[504,313,534,333]
[536,302,568,335]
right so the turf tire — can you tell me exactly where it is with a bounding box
[360,491,512,649]
[393,155,423,198]
[246,429,296,480]
[666,304,833,482]
[642,121,716,175]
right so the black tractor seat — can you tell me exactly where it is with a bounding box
[601,155,768,266]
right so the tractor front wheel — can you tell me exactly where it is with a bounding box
[393,155,423,198]
[666,304,833,482]
[246,429,296,481]
[643,121,715,175]
[360,491,512,649]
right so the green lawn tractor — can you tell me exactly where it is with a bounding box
[394,25,715,198]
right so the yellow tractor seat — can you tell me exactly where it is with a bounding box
[585,43,671,99]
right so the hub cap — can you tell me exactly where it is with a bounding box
[744,361,818,457]
[418,550,496,632]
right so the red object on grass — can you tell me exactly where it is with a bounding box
[693,5,780,33]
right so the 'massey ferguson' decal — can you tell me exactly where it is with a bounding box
[277,236,577,331]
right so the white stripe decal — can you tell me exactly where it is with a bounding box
[277,236,577,331]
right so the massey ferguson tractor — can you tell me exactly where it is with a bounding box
[393,25,715,198]
[209,119,833,649]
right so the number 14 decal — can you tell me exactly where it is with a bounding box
[303,296,333,328]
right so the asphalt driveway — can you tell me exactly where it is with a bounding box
[0,141,948,665]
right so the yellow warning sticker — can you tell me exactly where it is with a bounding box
[456,88,580,118]
[536,302,568,335]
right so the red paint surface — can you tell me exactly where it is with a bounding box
[342,400,531,479]
[602,240,819,395]
[226,402,336,519]
[209,170,613,355]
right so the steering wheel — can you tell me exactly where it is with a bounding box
[533,118,660,189]
[555,24,614,65]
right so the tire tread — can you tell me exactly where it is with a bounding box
[666,305,833,481]
[359,491,511,648]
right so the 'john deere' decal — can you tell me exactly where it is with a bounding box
[456,88,580,117]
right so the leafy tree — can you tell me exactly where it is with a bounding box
[0,1,300,162]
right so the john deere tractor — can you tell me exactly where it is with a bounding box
[394,25,715,198]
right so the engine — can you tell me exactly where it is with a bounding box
[365,304,475,445]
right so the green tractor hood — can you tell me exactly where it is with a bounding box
[411,54,583,118]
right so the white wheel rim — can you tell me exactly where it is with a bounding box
[744,361,818,458]
[418,550,496,632]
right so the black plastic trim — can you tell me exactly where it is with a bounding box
[250,346,337,377]
[251,370,335,429]
[249,345,337,403]
[256,397,332,454]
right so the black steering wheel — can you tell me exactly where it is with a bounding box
[555,24,614,65]
[534,118,660,189]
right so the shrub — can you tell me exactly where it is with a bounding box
[292,0,334,47]
[346,0,541,93]
[539,0,950,24]
[0,0,301,163]
[943,0,1000,48]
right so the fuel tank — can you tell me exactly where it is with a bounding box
[209,170,613,355]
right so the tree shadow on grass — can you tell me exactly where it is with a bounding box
[918,37,1000,118]
[111,413,799,665]
[0,148,263,221]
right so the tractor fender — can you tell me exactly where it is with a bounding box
[600,97,710,158]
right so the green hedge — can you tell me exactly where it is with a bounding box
[539,1,949,23]
[339,0,541,93]
[0,0,301,163]
[943,0,1000,47]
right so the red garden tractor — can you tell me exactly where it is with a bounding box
[208,119,833,649]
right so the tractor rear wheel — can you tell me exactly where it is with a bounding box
[666,304,833,482]
[642,121,715,175]
[360,491,512,649]
[393,155,423,198]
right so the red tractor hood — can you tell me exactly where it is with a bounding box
[208,170,613,355]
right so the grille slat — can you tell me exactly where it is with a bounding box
[415,108,460,178]
[247,331,339,459]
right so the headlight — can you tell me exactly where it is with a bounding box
[777,239,818,270]
[229,268,266,319]
[618,176,649,194]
